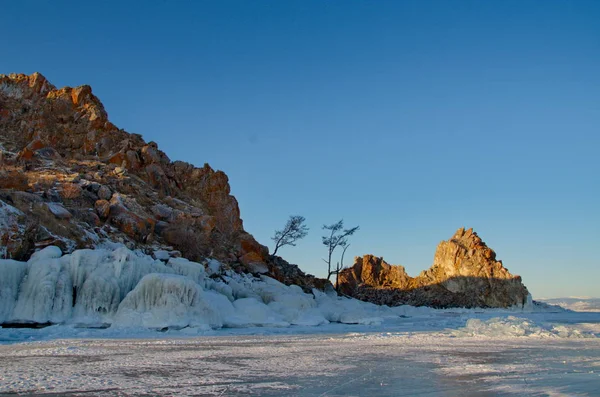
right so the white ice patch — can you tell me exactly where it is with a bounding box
[0,260,27,322]
[205,258,222,276]
[12,251,72,323]
[312,289,384,325]
[30,245,63,261]
[232,298,289,327]
[166,257,206,286]
[452,316,599,338]
[114,274,221,329]
[153,250,170,261]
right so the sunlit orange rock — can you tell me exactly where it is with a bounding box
[338,228,529,308]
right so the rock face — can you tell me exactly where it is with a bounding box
[338,228,529,308]
[0,72,326,287]
[269,255,334,292]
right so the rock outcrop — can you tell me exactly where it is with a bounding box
[338,228,529,308]
[0,72,328,288]
[268,255,334,293]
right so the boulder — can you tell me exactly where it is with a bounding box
[268,255,333,293]
[46,203,72,219]
[97,185,112,201]
[108,194,154,240]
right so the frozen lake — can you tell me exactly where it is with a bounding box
[1,311,599,396]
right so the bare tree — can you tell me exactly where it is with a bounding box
[335,243,351,291]
[322,220,359,281]
[271,215,309,256]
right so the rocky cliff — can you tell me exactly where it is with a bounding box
[338,228,530,308]
[0,72,325,290]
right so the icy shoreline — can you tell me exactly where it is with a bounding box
[4,245,599,350]
[1,245,536,333]
[2,309,599,345]
[2,248,598,397]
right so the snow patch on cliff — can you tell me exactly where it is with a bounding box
[0,82,24,99]
[0,200,26,259]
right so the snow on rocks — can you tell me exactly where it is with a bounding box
[165,257,207,286]
[153,249,171,261]
[0,246,404,330]
[205,258,222,276]
[0,200,28,260]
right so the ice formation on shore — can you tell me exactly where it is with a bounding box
[0,246,410,329]
[452,315,599,338]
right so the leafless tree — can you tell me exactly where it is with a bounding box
[271,215,309,256]
[322,220,359,281]
[335,243,351,291]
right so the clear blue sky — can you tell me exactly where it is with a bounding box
[2,1,598,298]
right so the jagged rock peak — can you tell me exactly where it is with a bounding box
[337,228,529,308]
[0,72,56,96]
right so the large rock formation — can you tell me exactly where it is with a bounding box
[0,72,328,288]
[338,228,529,308]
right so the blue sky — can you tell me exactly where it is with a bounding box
[2,1,598,298]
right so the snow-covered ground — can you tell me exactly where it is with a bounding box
[1,246,599,395]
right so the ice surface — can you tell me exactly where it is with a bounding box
[1,327,598,396]
[453,315,599,338]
